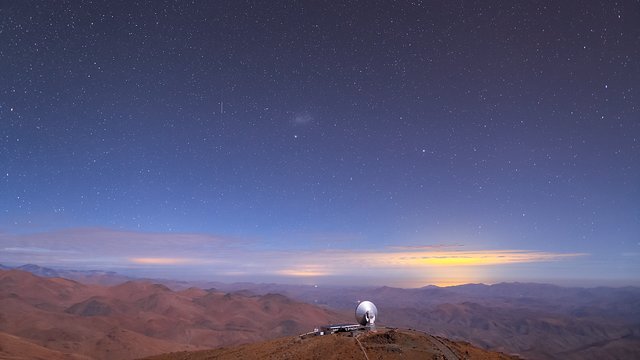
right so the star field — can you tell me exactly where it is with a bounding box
[1,1,639,286]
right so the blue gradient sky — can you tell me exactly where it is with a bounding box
[1,1,639,286]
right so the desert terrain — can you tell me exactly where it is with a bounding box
[0,268,339,359]
[141,328,520,360]
[203,280,640,359]
[2,265,639,359]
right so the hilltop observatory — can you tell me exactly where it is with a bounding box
[312,300,378,336]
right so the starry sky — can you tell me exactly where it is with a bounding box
[1,1,639,287]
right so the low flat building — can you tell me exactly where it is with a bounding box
[317,324,364,335]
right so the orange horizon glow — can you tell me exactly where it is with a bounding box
[275,266,332,277]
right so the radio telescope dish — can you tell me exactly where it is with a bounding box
[355,300,377,326]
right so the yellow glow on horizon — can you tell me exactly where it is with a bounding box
[266,248,586,282]
[414,256,500,266]
[378,250,587,267]
[429,278,476,287]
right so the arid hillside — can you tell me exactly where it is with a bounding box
[204,281,640,359]
[4,266,639,359]
[0,269,341,360]
[140,327,521,360]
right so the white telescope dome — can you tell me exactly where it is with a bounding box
[355,300,378,326]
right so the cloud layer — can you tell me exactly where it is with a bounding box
[0,228,588,286]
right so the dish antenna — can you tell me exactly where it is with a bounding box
[355,300,377,327]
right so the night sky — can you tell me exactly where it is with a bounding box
[1,1,639,287]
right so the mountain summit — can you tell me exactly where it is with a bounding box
[141,327,520,360]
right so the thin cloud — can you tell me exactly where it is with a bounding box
[0,227,589,285]
[0,228,236,268]
[267,249,587,278]
[378,249,587,266]
[275,266,333,277]
[3,247,79,254]
[387,244,465,250]
[129,257,199,265]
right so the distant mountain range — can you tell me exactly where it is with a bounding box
[4,263,134,285]
[3,263,640,359]
[207,281,640,359]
